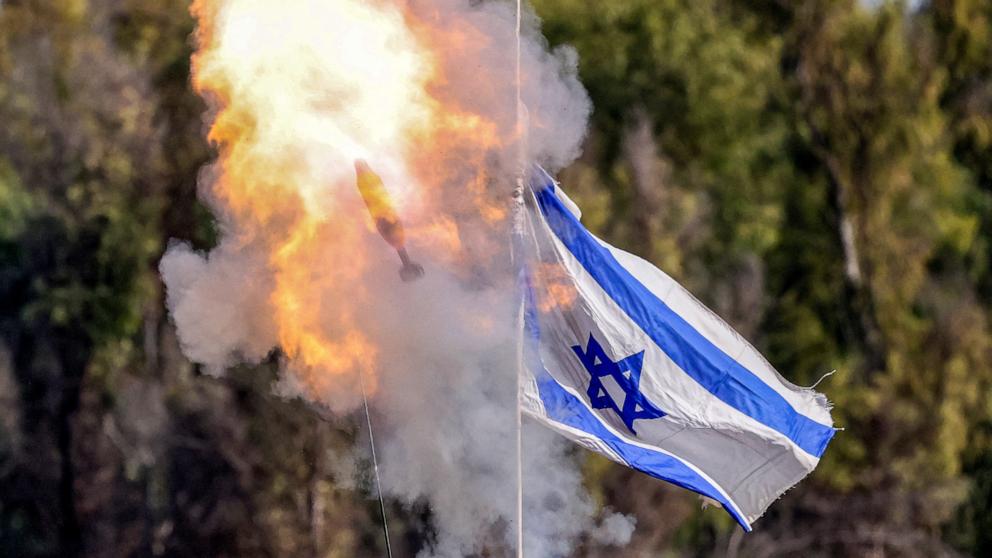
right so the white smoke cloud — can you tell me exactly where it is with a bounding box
[160,238,277,376]
[408,0,591,173]
[160,0,632,555]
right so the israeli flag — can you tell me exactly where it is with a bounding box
[518,167,835,530]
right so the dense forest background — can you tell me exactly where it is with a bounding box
[1,0,990,556]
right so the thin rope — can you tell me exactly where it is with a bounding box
[513,2,525,558]
[810,369,837,389]
[359,371,393,558]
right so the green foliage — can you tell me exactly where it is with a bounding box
[536,0,790,257]
[774,0,986,490]
[0,161,35,241]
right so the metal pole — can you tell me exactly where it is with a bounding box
[513,2,525,557]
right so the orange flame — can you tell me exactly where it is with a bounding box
[189,0,516,399]
[532,262,579,313]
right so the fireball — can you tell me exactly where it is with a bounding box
[188,0,513,399]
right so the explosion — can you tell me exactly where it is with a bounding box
[183,0,520,400]
[160,0,624,555]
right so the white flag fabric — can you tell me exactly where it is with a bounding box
[518,167,835,530]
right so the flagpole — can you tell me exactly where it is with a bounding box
[514,298,525,558]
[513,1,525,557]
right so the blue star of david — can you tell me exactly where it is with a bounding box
[572,334,665,435]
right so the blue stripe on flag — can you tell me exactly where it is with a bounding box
[533,182,834,458]
[533,367,752,530]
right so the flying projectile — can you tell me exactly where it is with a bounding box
[354,159,425,282]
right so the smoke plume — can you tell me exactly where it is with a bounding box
[160,0,634,554]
